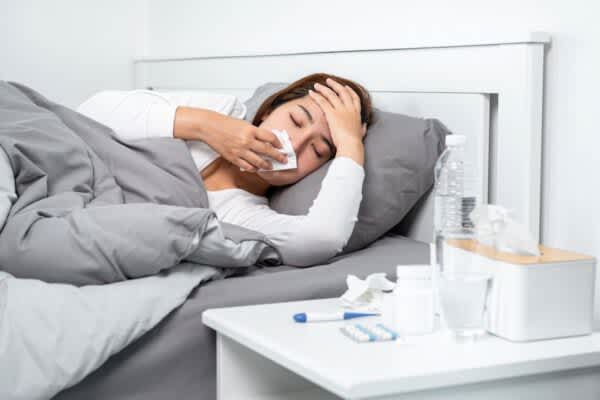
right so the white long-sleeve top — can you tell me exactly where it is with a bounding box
[78,90,364,266]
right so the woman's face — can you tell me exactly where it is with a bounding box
[256,96,335,186]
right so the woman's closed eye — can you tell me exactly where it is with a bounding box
[290,113,301,128]
[311,143,323,158]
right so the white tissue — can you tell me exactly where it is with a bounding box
[258,129,297,171]
[470,204,540,256]
[340,273,396,311]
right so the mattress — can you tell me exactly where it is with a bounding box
[54,234,430,400]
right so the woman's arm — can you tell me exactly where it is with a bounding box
[173,106,287,171]
[77,90,176,141]
[225,156,364,266]
[77,90,288,171]
[270,156,364,265]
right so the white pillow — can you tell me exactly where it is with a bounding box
[0,265,217,400]
[0,147,16,231]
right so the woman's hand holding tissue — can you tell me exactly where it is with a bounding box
[173,107,287,172]
[309,78,367,166]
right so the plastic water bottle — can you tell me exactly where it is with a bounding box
[433,134,476,274]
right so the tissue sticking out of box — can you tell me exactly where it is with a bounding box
[341,273,396,311]
[470,204,540,256]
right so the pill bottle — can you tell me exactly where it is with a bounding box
[393,265,435,336]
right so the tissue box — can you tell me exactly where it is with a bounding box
[444,239,596,341]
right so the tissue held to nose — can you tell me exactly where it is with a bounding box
[258,129,297,171]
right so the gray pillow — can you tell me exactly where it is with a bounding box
[245,83,449,253]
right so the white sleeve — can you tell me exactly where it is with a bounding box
[77,90,247,143]
[77,90,177,141]
[245,157,365,266]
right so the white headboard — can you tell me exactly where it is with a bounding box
[134,32,550,243]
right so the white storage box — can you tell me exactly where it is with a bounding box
[443,240,596,342]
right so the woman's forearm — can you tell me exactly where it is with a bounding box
[173,106,219,143]
[172,106,287,171]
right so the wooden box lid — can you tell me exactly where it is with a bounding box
[446,239,595,265]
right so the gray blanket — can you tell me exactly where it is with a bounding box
[0,81,280,285]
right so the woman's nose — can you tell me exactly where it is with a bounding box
[289,129,311,153]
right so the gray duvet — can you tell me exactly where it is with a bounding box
[0,81,279,285]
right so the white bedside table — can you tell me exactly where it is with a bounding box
[202,298,600,400]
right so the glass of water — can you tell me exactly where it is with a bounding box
[439,272,491,339]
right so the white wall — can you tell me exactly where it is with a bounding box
[146,0,599,253]
[0,0,147,108]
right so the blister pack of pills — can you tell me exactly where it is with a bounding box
[340,323,400,343]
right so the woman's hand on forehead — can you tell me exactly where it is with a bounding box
[307,78,366,166]
[308,78,365,146]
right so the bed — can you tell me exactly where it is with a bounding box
[49,32,548,399]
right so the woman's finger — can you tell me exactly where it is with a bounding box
[250,138,287,164]
[308,89,334,113]
[254,128,283,149]
[326,78,353,107]
[242,150,272,171]
[237,158,256,172]
[346,85,362,111]
[314,82,342,108]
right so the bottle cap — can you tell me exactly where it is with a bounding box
[396,264,432,281]
[445,134,466,146]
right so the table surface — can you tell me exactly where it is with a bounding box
[202,298,600,399]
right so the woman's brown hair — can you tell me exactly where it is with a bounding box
[252,73,373,128]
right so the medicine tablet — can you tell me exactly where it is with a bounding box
[340,323,400,343]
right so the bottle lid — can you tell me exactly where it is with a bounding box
[445,134,466,146]
[396,264,432,281]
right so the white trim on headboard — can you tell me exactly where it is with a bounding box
[134,32,549,242]
[133,31,550,62]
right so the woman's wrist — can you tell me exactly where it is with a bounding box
[335,138,365,166]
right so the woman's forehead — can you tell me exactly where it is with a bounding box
[296,97,329,131]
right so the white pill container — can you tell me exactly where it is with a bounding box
[392,265,435,336]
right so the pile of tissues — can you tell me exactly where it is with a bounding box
[341,273,395,312]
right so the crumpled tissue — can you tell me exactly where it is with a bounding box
[258,129,297,171]
[470,204,540,256]
[340,273,396,311]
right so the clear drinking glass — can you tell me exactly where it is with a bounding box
[439,272,491,339]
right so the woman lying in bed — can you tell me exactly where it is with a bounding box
[78,73,372,266]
